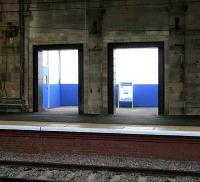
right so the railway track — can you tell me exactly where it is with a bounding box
[0,161,200,182]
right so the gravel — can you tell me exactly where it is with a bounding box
[0,165,200,182]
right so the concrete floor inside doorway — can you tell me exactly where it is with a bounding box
[116,107,158,116]
[43,107,158,116]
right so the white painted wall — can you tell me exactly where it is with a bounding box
[60,50,78,84]
[44,48,157,85]
[42,50,78,84]
[42,51,48,67]
[48,51,60,84]
[114,48,158,84]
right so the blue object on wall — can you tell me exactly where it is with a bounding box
[60,84,78,106]
[133,84,158,107]
[119,101,132,107]
[115,84,119,107]
[42,84,48,109]
[49,84,61,108]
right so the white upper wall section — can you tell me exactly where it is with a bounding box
[42,51,48,67]
[42,50,78,84]
[60,50,78,84]
[114,48,158,84]
[43,48,157,85]
[48,51,60,84]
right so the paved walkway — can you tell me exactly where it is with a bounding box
[0,107,200,136]
[0,107,200,126]
[0,120,200,136]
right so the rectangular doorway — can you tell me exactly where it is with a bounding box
[108,42,164,115]
[33,44,83,114]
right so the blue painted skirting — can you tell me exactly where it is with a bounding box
[43,84,78,109]
[43,84,158,109]
[49,84,61,108]
[115,84,158,107]
[133,84,158,107]
[42,84,48,109]
[60,84,78,106]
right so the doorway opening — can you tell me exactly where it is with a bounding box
[33,44,83,114]
[108,42,164,116]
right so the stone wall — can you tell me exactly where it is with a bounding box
[0,0,200,115]
[0,0,24,112]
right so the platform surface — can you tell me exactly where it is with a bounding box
[0,107,200,136]
[0,120,200,137]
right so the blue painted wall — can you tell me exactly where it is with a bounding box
[115,84,119,107]
[42,84,48,109]
[43,84,78,108]
[133,84,158,107]
[49,84,61,108]
[43,84,158,109]
[115,84,158,107]
[60,84,78,106]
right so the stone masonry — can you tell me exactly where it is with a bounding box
[0,0,200,115]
